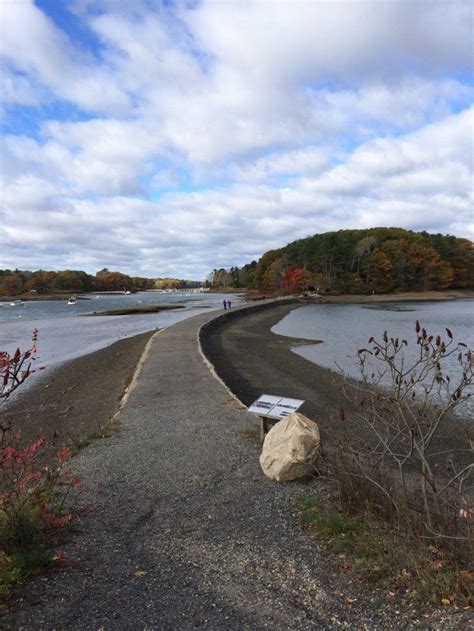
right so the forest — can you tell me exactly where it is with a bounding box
[0,268,201,296]
[211,228,473,295]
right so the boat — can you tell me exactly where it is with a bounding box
[68,296,77,305]
[124,290,131,295]
[10,300,23,306]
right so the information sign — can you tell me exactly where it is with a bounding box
[248,394,304,419]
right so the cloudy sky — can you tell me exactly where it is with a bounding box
[0,0,472,279]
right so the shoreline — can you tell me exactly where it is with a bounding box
[1,288,472,303]
[2,331,154,462]
[201,302,471,459]
[201,303,346,429]
[306,289,474,304]
[5,297,470,462]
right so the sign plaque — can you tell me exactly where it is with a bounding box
[248,394,304,420]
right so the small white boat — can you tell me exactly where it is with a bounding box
[124,290,131,295]
[10,300,23,306]
[68,296,77,305]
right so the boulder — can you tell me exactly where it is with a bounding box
[260,412,320,481]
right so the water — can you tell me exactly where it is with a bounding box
[0,292,242,389]
[272,300,474,416]
[0,291,228,323]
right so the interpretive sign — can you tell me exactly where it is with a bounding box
[248,394,304,420]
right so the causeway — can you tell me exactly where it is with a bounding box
[7,306,453,629]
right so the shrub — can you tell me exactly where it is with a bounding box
[335,321,473,546]
[0,332,79,600]
[313,321,474,605]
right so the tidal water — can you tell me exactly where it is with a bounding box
[272,300,474,417]
[0,292,241,388]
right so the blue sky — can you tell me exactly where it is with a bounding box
[1,0,472,279]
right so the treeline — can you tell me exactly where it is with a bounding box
[211,228,473,294]
[0,268,202,296]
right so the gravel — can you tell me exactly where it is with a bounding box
[5,305,472,630]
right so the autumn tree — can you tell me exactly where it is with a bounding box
[0,274,25,296]
[262,257,286,294]
[282,266,312,294]
[451,239,474,288]
[52,270,93,292]
[371,249,393,292]
[254,250,283,291]
[25,271,57,294]
[406,243,453,291]
[212,268,232,288]
[93,270,133,291]
[234,228,472,295]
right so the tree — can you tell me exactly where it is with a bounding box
[93,270,133,291]
[451,239,474,288]
[245,229,472,296]
[52,270,92,292]
[212,268,231,288]
[262,257,285,294]
[25,271,57,294]
[0,274,24,296]
[406,243,453,291]
[371,249,393,292]
[254,250,283,291]
[282,266,312,294]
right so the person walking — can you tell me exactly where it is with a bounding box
[228,300,232,308]
[223,299,227,309]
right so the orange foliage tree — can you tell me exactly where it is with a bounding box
[282,266,312,294]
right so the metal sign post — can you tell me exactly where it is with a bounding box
[248,394,305,442]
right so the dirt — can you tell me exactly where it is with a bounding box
[1,332,154,463]
[201,303,472,466]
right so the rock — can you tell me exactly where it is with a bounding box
[260,412,321,481]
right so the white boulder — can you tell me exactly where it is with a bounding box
[260,412,321,481]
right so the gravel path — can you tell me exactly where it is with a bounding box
[6,306,471,629]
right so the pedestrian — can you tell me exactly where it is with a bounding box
[228,300,232,308]
[223,299,227,309]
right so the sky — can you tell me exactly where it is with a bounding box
[0,0,473,280]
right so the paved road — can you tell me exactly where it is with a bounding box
[6,307,460,630]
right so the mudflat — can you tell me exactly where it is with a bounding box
[201,302,472,461]
[202,303,347,437]
[3,331,154,460]
[86,305,185,316]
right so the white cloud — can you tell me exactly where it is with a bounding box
[0,0,129,114]
[232,148,330,183]
[0,1,472,277]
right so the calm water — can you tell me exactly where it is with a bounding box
[0,292,242,390]
[272,300,474,417]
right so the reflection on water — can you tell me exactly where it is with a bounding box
[272,300,474,417]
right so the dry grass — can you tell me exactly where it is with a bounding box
[300,496,473,607]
